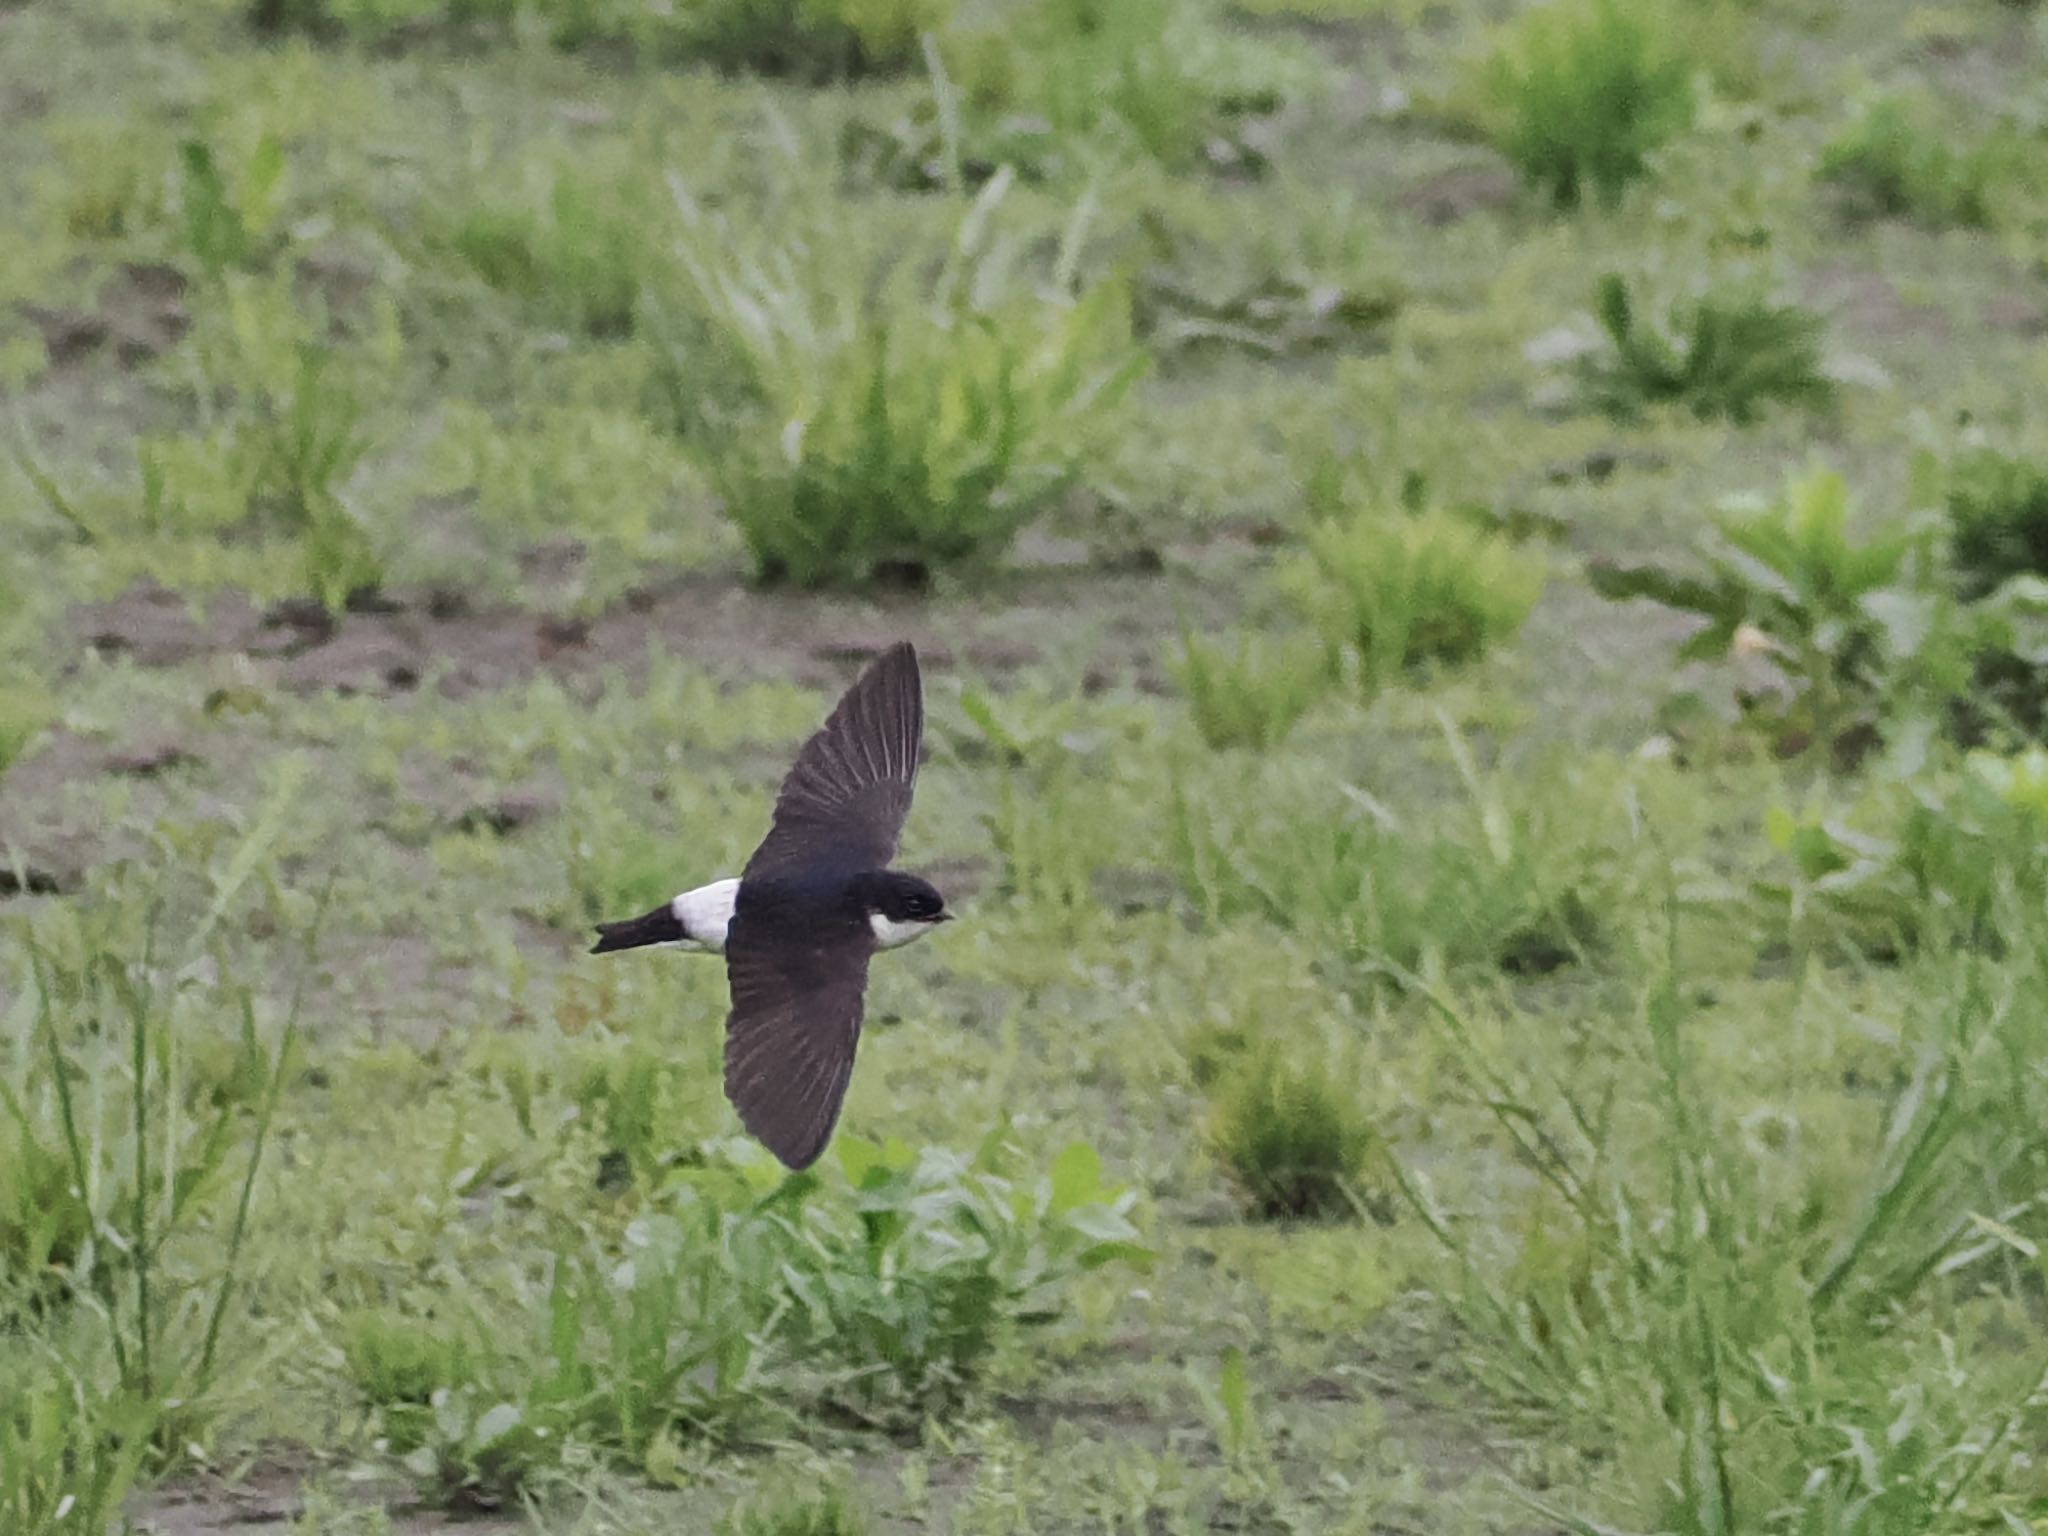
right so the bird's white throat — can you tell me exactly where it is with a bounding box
[670,879,740,953]
[869,912,940,950]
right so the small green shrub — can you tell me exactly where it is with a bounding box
[154,279,386,609]
[724,1478,868,1536]
[1290,505,1545,692]
[946,0,1310,170]
[1207,1042,1373,1219]
[1477,0,1694,207]
[662,175,1145,587]
[1175,626,1329,752]
[444,175,647,339]
[341,1310,481,1455]
[1580,272,1837,425]
[0,1364,155,1536]
[763,1136,1149,1419]
[1589,468,1928,762]
[1392,945,2048,1533]
[1945,447,2048,602]
[180,137,288,279]
[1171,732,1623,979]
[1,865,304,1459]
[1819,96,2010,229]
[0,684,54,779]
[398,1387,566,1511]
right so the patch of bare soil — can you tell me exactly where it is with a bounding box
[18,261,191,369]
[1396,158,1521,227]
[129,1465,527,1536]
[70,559,1235,703]
[1805,262,1951,346]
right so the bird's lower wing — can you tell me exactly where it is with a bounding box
[722,927,873,1171]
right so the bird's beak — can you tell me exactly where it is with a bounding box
[934,912,955,923]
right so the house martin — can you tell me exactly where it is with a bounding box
[591,642,950,1169]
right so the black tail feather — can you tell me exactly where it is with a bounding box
[591,903,686,954]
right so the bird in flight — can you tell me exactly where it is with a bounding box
[590,642,950,1170]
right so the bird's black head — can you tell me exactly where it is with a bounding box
[852,871,952,949]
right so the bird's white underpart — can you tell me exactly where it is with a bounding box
[869,912,941,950]
[671,878,740,952]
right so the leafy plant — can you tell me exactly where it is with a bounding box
[1819,96,2013,230]
[1388,914,2048,1534]
[945,0,1310,170]
[397,1386,565,1511]
[0,684,54,779]
[1580,272,1837,425]
[1289,505,1545,693]
[445,175,647,339]
[0,1363,156,1536]
[180,137,288,279]
[1207,1042,1373,1219]
[724,1477,868,1536]
[764,1136,1149,1419]
[1171,729,1623,980]
[1945,447,2048,603]
[341,1309,482,1456]
[1589,468,1929,762]
[0,870,306,1459]
[1174,626,1329,753]
[661,172,1145,587]
[1476,0,1694,207]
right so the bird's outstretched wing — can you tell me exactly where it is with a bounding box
[742,642,923,881]
[722,921,872,1170]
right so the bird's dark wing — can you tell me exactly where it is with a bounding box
[742,642,923,881]
[722,920,873,1170]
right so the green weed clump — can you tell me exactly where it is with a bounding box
[140,277,387,609]
[725,1478,868,1536]
[1819,96,2012,229]
[1580,272,1836,426]
[1171,731,1624,980]
[1590,467,1931,763]
[947,0,1312,171]
[1174,626,1329,753]
[339,1134,1147,1492]
[0,857,305,1472]
[765,1136,1149,1419]
[1476,0,1694,207]
[0,684,54,779]
[444,176,648,339]
[662,174,1145,588]
[1290,504,1545,693]
[0,1364,156,1536]
[1206,1042,1373,1220]
[1945,446,2048,602]
[1392,919,2048,1533]
[180,137,289,279]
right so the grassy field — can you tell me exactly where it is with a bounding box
[7,0,2048,1531]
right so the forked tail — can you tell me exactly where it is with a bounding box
[590,903,685,954]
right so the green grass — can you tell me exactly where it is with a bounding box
[8,0,2048,1529]
[661,171,1146,587]
[1290,502,1546,692]
[1818,95,2017,230]
[1206,1040,1374,1219]
[1580,271,1838,425]
[1475,0,1696,207]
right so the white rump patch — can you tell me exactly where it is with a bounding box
[671,879,740,952]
